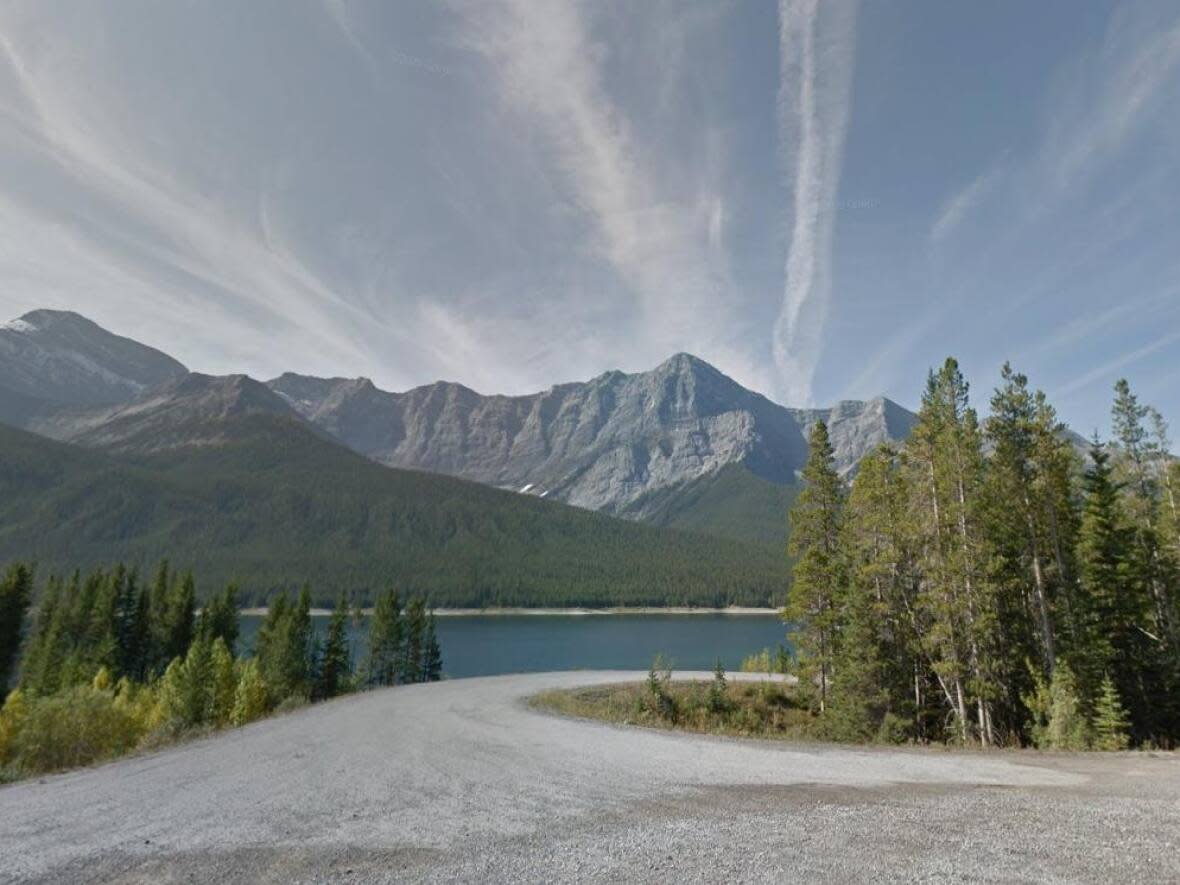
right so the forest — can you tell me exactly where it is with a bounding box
[787,360,1180,749]
[0,562,440,778]
[0,418,786,608]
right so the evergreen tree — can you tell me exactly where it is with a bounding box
[157,636,214,728]
[1073,442,1161,736]
[18,575,66,695]
[198,583,240,655]
[784,421,845,714]
[164,573,197,665]
[1091,675,1131,751]
[364,589,402,687]
[1046,661,1090,750]
[707,659,729,714]
[836,446,919,741]
[985,365,1077,677]
[314,596,352,700]
[402,597,427,684]
[1111,379,1176,649]
[256,588,313,704]
[0,564,34,693]
[422,612,443,683]
[209,638,237,726]
[905,359,1001,744]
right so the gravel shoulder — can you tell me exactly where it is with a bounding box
[1,670,1178,884]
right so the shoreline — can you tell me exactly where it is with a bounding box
[238,606,781,618]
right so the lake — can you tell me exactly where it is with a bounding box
[239,613,788,678]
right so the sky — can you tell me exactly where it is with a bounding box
[0,0,1177,435]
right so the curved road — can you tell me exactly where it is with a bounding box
[2,671,1178,883]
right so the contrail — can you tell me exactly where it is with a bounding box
[773,0,858,406]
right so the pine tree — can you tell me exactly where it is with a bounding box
[707,659,729,714]
[314,596,352,700]
[422,612,443,682]
[165,573,197,664]
[209,638,237,726]
[402,597,427,684]
[785,421,845,714]
[836,446,918,741]
[198,583,240,655]
[0,563,34,693]
[18,575,66,695]
[1045,661,1090,750]
[256,588,313,703]
[905,359,1001,744]
[1073,441,1159,735]
[1091,675,1131,750]
[1112,379,1175,649]
[364,589,402,687]
[985,365,1074,676]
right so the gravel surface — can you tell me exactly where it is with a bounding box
[1,670,1178,883]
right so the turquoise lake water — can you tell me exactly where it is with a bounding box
[239,614,788,678]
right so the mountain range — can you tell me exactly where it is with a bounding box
[2,310,915,548]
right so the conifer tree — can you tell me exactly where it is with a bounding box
[0,563,33,693]
[1073,441,1159,734]
[364,589,402,687]
[209,638,237,726]
[164,573,197,664]
[1045,661,1090,750]
[905,359,1000,744]
[314,596,352,700]
[784,421,845,714]
[831,447,915,740]
[422,612,443,683]
[1112,379,1175,649]
[985,365,1075,676]
[198,583,240,655]
[402,597,427,684]
[1091,675,1131,751]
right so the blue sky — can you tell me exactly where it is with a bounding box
[0,1,1177,435]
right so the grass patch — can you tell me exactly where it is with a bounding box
[531,678,817,742]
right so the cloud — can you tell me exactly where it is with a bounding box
[772,0,858,407]
[929,164,1003,245]
[1045,7,1180,195]
[1056,329,1180,399]
[450,1,786,392]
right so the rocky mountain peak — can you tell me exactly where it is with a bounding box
[0,309,187,420]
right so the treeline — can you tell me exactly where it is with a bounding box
[0,562,442,777]
[0,419,786,609]
[787,359,1180,749]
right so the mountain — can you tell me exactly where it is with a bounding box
[0,417,785,607]
[0,310,187,425]
[268,353,915,537]
[0,309,917,548]
[26,373,309,453]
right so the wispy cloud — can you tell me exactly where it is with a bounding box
[1056,329,1180,399]
[929,164,1004,245]
[452,0,773,393]
[773,0,858,406]
[1045,7,1180,195]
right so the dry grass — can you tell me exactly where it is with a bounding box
[530,679,816,741]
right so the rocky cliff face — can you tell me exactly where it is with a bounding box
[2,309,917,535]
[0,310,187,425]
[269,353,914,516]
[29,373,305,454]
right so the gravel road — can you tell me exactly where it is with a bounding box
[2,671,1178,883]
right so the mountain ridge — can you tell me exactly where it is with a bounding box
[1,309,917,544]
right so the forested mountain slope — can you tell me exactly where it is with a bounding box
[0,420,786,607]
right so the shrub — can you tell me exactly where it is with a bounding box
[9,685,146,773]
